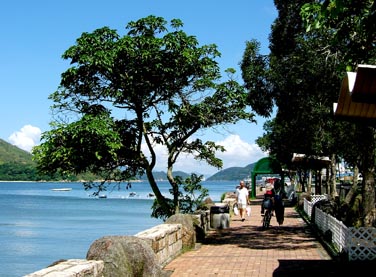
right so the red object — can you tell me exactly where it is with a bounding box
[265,190,273,196]
[265,177,279,184]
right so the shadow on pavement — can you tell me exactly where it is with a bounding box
[204,223,320,251]
[273,259,375,276]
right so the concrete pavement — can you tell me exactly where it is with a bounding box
[163,196,337,276]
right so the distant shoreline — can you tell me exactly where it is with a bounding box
[0,180,38,183]
[0,179,144,183]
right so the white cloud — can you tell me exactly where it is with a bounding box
[215,134,267,169]
[143,134,267,177]
[8,125,41,152]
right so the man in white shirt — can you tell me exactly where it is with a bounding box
[236,181,249,222]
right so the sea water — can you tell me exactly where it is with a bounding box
[0,180,237,277]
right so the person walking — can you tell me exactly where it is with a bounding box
[273,179,287,225]
[236,181,249,221]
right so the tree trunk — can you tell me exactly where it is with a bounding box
[344,165,359,205]
[353,165,360,186]
[167,166,180,214]
[145,167,172,217]
[298,170,306,192]
[316,170,322,195]
[360,127,376,227]
[329,154,337,200]
[344,183,357,206]
[363,171,375,226]
[324,167,329,194]
[307,170,312,194]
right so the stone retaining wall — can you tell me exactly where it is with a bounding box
[135,223,182,266]
[24,259,104,277]
[24,213,211,277]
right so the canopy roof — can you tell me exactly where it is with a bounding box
[291,153,331,170]
[333,64,376,121]
[250,157,283,198]
[252,156,282,174]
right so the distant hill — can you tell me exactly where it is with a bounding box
[139,171,191,181]
[0,138,34,165]
[206,163,255,181]
[0,138,256,181]
[0,139,194,181]
[140,166,256,181]
[0,138,40,180]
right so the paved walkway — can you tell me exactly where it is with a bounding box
[163,195,335,276]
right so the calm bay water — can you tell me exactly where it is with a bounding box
[0,180,236,276]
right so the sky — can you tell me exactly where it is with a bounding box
[0,0,277,177]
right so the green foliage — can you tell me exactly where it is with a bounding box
[220,192,227,202]
[32,113,139,179]
[242,1,343,170]
[151,173,208,220]
[241,40,273,117]
[176,173,209,213]
[300,0,376,224]
[0,162,36,181]
[301,0,376,71]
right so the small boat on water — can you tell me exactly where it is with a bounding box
[51,188,72,191]
[98,194,107,199]
[129,192,138,197]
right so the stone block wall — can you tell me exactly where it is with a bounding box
[23,212,214,276]
[24,259,104,277]
[135,223,182,266]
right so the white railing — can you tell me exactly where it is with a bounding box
[314,208,348,252]
[303,194,327,218]
[303,195,376,261]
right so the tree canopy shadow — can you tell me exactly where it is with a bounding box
[203,201,323,253]
[273,259,375,276]
[203,223,319,251]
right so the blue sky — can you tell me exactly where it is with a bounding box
[0,0,277,176]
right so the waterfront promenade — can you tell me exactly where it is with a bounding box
[163,194,342,276]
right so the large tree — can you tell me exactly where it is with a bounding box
[242,0,376,227]
[241,1,342,197]
[301,0,376,227]
[32,16,255,219]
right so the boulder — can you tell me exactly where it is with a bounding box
[202,197,215,208]
[86,235,167,277]
[222,192,237,213]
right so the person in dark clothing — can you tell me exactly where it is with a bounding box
[273,179,287,225]
[261,183,275,214]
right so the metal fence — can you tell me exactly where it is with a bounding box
[303,196,376,261]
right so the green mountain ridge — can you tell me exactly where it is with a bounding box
[206,163,255,181]
[0,138,34,165]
